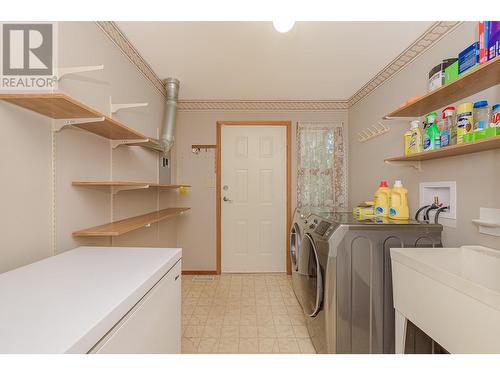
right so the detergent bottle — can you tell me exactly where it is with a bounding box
[404,120,423,155]
[389,180,409,220]
[374,180,391,217]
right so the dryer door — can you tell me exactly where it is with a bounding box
[300,233,323,317]
[290,223,301,272]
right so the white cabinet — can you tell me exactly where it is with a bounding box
[0,246,182,354]
[92,260,182,354]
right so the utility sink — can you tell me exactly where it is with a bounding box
[391,245,500,354]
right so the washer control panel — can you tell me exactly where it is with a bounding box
[314,220,331,236]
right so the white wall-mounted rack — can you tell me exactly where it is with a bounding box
[358,122,390,143]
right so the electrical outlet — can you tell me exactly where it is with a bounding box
[159,152,171,184]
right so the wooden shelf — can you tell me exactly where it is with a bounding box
[73,207,190,237]
[0,93,102,118]
[72,181,190,190]
[386,56,500,118]
[385,135,500,162]
[0,93,158,144]
[74,117,148,140]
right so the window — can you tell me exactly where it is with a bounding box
[296,121,347,209]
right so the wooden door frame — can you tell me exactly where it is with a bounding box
[216,121,292,275]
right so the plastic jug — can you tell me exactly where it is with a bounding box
[389,180,409,220]
[441,106,456,147]
[456,102,473,144]
[374,180,391,217]
[473,100,490,141]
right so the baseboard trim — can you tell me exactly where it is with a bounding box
[182,270,218,275]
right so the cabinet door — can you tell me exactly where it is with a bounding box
[93,260,181,354]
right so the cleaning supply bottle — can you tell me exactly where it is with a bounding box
[441,106,456,147]
[488,104,500,138]
[456,102,473,144]
[473,100,490,141]
[423,112,441,151]
[404,120,423,155]
[374,180,391,217]
[389,180,409,220]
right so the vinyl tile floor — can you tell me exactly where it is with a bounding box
[181,273,316,354]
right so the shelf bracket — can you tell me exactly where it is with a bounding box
[142,143,165,153]
[111,102,149,114]
[384,160,421,171]
[111,185,150,195]
[56,65,104,81]
[111,139,150,149]
[53,117,105,132]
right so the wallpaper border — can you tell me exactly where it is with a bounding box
[96,21,462,111]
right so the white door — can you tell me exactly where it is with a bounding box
[221,125,286,273]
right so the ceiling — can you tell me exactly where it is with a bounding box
[117,21,434,101]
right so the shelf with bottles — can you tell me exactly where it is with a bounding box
[385,56,500,119]
[385,134,500,163]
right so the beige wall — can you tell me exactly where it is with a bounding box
[0,22,178,273]
[174,110,348,271]
[0,95,52,272]
[2,21,498,275]
[348,22,500,249]
[0,21,347,274]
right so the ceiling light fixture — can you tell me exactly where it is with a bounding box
[272,19,295,33]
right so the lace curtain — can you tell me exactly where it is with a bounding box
[296,121,347,209]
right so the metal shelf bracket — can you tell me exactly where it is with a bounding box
[384,160,422,171]
[111,102,149,114]
[56,65,104,81]
[53,117,105,132]
[111,185,150,195]
[111,139,149,149]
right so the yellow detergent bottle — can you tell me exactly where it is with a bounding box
[389,180,409,220]
[404,120,423,155]
[374,180,391,217]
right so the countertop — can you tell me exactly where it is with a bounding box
[0,246,181,353]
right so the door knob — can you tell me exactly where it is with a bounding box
[223,196,233,203]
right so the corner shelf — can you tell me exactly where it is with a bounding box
[73,207,190,237]
[385,135,500,163]
[72,181,190,194]
[0,93,159,150]
[386,56,500,118]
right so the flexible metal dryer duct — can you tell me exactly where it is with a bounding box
[159,78,180,155]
